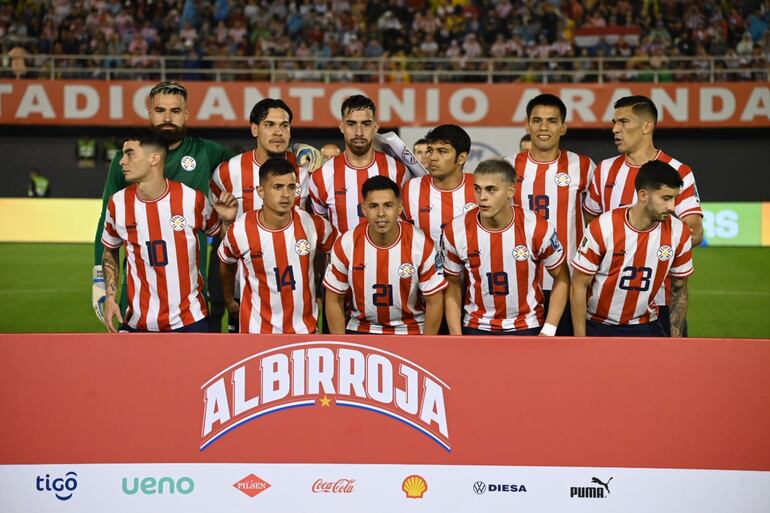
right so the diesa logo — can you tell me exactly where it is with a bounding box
[36,472,78,501]
[122,476,195,495]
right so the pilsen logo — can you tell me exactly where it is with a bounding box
[200,341,451,451]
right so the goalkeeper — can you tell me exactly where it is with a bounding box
[92,81,235,327]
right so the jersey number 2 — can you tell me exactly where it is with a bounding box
[372,284,394,307]
[619,266,652,292]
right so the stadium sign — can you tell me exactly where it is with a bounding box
[701,202,762,246]
[1,80,768,128]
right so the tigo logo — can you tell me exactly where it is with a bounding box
[35,472,78,501]
[122,476,194,495]
[312,478,355,493]
[402,475,428,499]
[234,474,271,498]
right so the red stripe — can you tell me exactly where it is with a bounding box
[512,152,527,206]
[513,209,533,330]
[465,212,485,329]
[272,228,294,333]
[418,177,431,235]
[332,155,348,232]
[374,227,391,332]
[171,184,194,327]
[220,159,233,199]
[556,151,570,263]
[145,198,170,330]
[123,189,139,326]
[294,213,315,332]
[351,226,368,329]
[604,157,625,211]
[619,163,638,207]
[245,212,273,333]
[619,224,649,325]
[242,153,255,213]
[650,219,673,311]
[593,211,624,323]
[575,154,591,244]
[398,225,417,333]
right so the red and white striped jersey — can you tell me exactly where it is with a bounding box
[584,150,702,306]
[309,151,410,233]
[572,207,694,326]
[210,150,308,216]
[506,150,595,290]
[323,221,447,334]
[442,206,565,332]
[401,173,477,246]
[584,150,702,219]
[218,209,337,334]
[101,180,219,331]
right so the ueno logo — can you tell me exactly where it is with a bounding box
[312,478,355,493]
[36,472,78,501]
[200,342,451,451]
[122,476,195,495]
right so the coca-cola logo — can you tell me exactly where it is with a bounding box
[312,479,355,494]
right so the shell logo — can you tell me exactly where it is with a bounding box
[402,475,428,499]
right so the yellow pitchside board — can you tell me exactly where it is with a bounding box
[0,199,102,243]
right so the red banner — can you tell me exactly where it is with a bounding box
[1,334,769,471]
[0,80,768,128]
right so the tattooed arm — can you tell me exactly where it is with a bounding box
[669,277,689,338]
[102,247,123,333]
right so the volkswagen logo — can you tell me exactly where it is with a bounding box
[473,481,486,494]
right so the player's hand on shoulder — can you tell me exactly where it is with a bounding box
[294,143,323,173]
[214,192,238,225]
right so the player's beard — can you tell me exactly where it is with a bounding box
[266,149,287,159]
[152,123,187,146]
[348,139,372,157]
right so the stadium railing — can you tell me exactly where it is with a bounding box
[2,53,768,83]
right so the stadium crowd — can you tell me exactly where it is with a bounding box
[2,0,769,82]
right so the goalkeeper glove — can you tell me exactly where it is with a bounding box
[293,143,323,173]
[92,265,106,322]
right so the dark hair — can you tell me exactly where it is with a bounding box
[414,138,428,147]
[149,81,187,102]
[124,130,169,157]
[526,93,567,122]
[341,94,376,118]
[250,98,294,125]
[425,124,472,156]
[361,175,399,200]
[520,133,532,143]
[634,160,683,191]
[259,157,297,184]
[614,95,658,125]
[474,158,516,183]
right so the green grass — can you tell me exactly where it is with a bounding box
[0,243,768,337]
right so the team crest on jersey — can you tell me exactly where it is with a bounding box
[180,155,197,172]
[398,263,416,279]
[657,245,673,261]
[295,239,311,256]
[169,215,186,231]
[554,173,571,187]
[463,202,477,212]
[513,245,530,261]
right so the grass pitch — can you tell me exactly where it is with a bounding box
[0,243,768,338]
